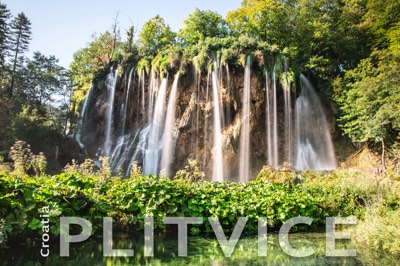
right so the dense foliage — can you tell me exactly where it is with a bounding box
[333,0,400,160]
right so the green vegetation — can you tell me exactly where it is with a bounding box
[1,160,399,259]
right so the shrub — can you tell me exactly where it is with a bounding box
[0,219,6,248]
[99,157,111,179]
[129,161,142,179]
[9,140,32,177]
[31,152,47,176]
[352,204,400,261]
[174,159,205,182]
[64,158,96,176]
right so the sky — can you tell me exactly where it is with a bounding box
[3,0,242,68]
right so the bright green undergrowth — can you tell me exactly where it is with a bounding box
[2,169,398,243]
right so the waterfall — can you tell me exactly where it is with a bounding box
[121,67,134,137]
[239,56,251,183]
[295,75,337,170]
[103,67,119,157]
[203,71,211,169]
[283,58,293,163]
[265,71,272,167]
[126,125,150,176]
[147,71,158,123]
[80,57,338,179]
[272,66,279,167]
[141,70,145,120]
[143,78,168,175]
[76,85,93,149]
[211,70,224,182]
[266,66,279,168]
[160,73,180,178]
[225,64,232,125]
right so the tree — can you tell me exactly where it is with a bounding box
[9,12,31,97]
[334,52,400,167]
[333,0,400,167]
[179,9,228,45]
[138,15,175,57]
[0,2,10,69]
[226,0,294,46]
[121,25,137,61]
[20,52,68,107]
[69,31,120,93]
[109,12,120,65]
[362,0,400,49]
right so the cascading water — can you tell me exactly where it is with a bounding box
[211,70,224,182]
[295,74,337,170]
[272,66,279,167]
[78,58,337,181]
[203,71,211,169]
[265,71,273,167]
[283,58,293,163]
[239,56,251,183]
[121,67,134,137]
[76,85,93,149]
[143,78,168,175]
[147,71,159,123]
[265,65,279,168]
[160,73,180,178]
[108,67,136,172]
[141,70,145,120]
[103,67,119,157]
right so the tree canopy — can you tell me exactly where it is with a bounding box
[179,8,229,45]
[138,15,175,57]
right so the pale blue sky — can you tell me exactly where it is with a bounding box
[3,0,242,68]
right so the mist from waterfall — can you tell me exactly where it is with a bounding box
[143,78,168,175]
[160,73,180,178]
[239,56,251,183]
[211,69,224,182]
[295,74,337,170]
[103,67,119,157]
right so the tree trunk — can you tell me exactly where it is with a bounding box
[381,139,386,171]
[9,29,21,98]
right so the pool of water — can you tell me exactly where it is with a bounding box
[0,232,395,265]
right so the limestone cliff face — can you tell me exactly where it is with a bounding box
[78,62,304,181]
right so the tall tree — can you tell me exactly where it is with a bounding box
[138,15,175,57]
[0,2,10,69]
[9,12,31,97]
